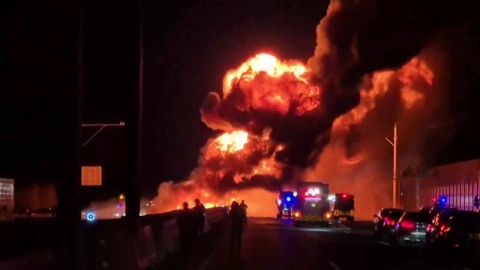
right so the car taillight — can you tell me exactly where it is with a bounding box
[426,224,432,231]
[294,212,301,217]
[400,220,415,229]
[385,219,395,226]
[440,224,451,232]
[324,212,332,218]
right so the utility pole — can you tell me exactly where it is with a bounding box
[385,123,398,208]
[55,0,84,268]
[124,0,142,222]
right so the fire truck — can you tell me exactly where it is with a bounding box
[276,191,296,218]
[292,182,333,227]
[328,193,355,221]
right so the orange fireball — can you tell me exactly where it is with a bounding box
[222,53,321,115]
[215,131,248,153]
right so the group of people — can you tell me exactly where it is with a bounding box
[229,200,248,254]
[176,198,249,254]
[177,199,207,252]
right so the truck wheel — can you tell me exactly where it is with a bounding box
[347,216,354,221]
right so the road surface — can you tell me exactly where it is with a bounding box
[204,217,472,270]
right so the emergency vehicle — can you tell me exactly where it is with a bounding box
[328,193,355,221]
[276,191,296,218]
[432,196,447,208]
[292,182,333,227]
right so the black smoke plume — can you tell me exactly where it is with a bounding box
[201,0,455,171]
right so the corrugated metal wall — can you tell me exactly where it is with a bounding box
[401,159,480,211]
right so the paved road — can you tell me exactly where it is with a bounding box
[0,219,55,262]
[204,217,473,270]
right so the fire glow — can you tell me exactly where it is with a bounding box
[147,51,434,217]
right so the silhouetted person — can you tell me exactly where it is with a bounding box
[229,201,246,254]
[240,200,248,225]
[177,202,193,253]
[193,199,206,236]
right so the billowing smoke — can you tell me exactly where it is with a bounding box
[200,56,326,168]
[308,0,450,86]
[152,0,458,216]
[306,51,451,219]
[303,0,461,219]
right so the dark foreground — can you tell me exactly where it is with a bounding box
[184,218,475,270]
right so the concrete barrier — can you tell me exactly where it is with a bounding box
[159,218,179,257]
[0,207,229,270]
[158,208,230,269]
[0,251,55,270]
[206,207,228,224]
[0,219,55,263]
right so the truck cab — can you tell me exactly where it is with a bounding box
[329,193,355,221]
[293,182,332,227]
[276,191,296,219]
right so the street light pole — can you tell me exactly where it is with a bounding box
[81,122,125,148]
[124,0,142,221]
[385,123,398,208]
[81,122,125,127]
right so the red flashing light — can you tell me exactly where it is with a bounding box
[440,224,451,232]
[304,188,321,197]
[342,194,347,198]
[400,220,415,229]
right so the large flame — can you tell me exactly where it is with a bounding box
[85,0,441,219]
[150,50,434,218]
[210,131,248,154]
[151,53,320,215]
[221,53,320,116]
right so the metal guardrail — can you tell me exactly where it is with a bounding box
[0,207,229,270]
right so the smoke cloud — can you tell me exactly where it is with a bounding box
[307,43,458,220]
[302,0,463,219]
[308,0,450,85]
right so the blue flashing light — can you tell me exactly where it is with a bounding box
[286,197,291,202]
[86,211,96,222]
[440,196,447,203]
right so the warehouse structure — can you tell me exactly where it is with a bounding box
[401,159,480,211]
[0,178,14,219]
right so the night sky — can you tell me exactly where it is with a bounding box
[1,0,479,200]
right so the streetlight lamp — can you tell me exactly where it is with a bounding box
[385,123,398,208]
